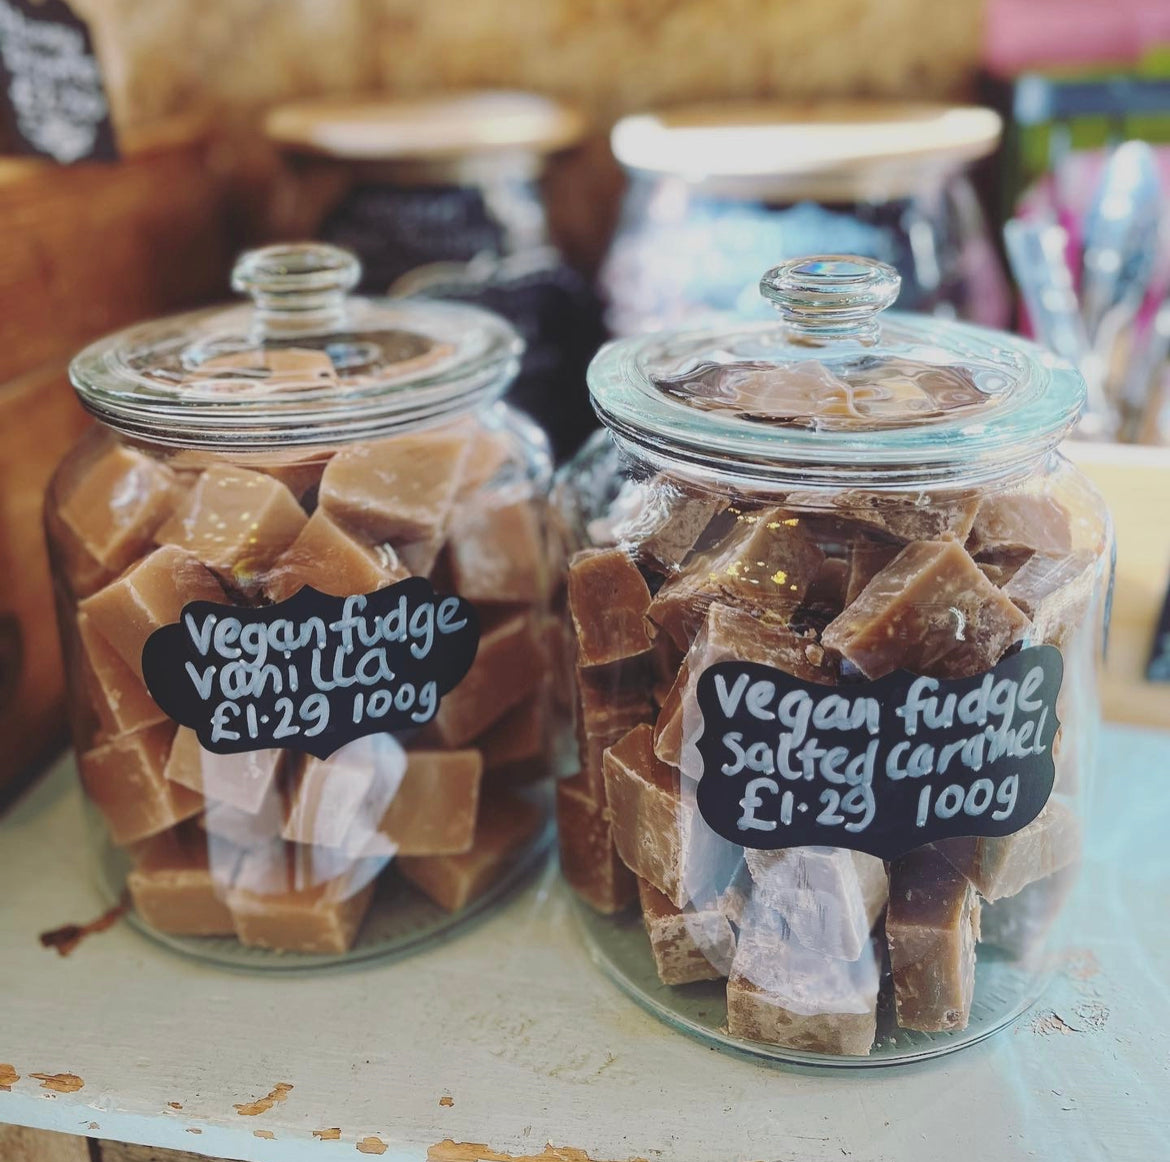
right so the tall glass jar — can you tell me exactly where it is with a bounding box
[265,92,605,461]
[601,102,1009,336]
[46,243,562,968]
[555,256,1111,1064]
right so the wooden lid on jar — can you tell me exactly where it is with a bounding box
[265,91,586,181]
[611,100,1002,201]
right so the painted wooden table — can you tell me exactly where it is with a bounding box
[1,727,1167,1162]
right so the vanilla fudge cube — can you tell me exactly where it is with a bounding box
[78,612,167,736]
[556,774,637,914]
[79,545,226,680]
[318,428,470,544]
[79,722,201,846]
[744,846,888,961]
[887,845,981,1032]
[449,491,548,604]
[376,750,482,856]
[568,547,655,667]
[127,825,236,936]
[638,877,736,984]
[823,539,1031,680]
[264,507,408,602]
[165,726,282,814]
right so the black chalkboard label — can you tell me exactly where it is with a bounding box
[695,645,1064,862]
[0,0,117,162]
[141,580,479,760]
[1145,573,1170,683]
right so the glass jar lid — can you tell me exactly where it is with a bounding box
[69,242,523,451]
[611,100,1002,201]
[588,255,1085,487]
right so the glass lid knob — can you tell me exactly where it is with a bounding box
[759,255,901,344]
[231,242,362,341]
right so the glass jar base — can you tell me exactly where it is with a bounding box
[101,821,553,973]
[573,898,1052,1068]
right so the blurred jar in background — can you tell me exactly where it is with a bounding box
[601,102,1009,335]
[266,91,605,460]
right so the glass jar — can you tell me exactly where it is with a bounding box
[601,102,1010,336]
[46,242,562,968]
[554,255,1111,1064]
[265,92,605,461]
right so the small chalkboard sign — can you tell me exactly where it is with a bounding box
[1146,574,1170,684]
[141,579,481,761]
[0,0,117,162]
[694,645,1064,862]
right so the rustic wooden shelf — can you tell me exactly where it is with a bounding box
[1,729,1168,1162]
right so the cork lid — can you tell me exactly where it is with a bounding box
[265,91,586,166]
[70,243,521,450]
[611,100,1002,200]
[588,255,1085,486]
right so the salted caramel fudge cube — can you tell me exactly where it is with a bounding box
[79,722,201,846]
[638,877,736,985]
[655,603,835,771]
[127,825,235,936]
[978,864,1077,964]
[58,442,180,574]
[568,547,655,667]
[1003,551,1097,650]
[845,542,901,605]
[264,508,408,603]
[283,735,406,852]
[608,477,727,571]
[155,464,307,586]
[433,614,544,747]
[79,545,226,680]
[165,727,282,815]
[397,791,544,911]
[449,492,548,604]
[318,429,470,544]
[887,846,981,1032]
[648,509,824,650]
[936,799,1081,901]
[744,846,888,961]
[227,872,375,955]
[726,906,880,1056]
[823,539,1031,680]
[967,494,1072,559]
[78,612,167,736]
[789,489,979,544]
[377,750,482,856]
[557,774,637,914]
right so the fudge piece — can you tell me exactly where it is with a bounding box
[78,722,201,846]
[936,799,1081,901]
[568,547,655,667]
[127,825,236,937]
[822,540,1031,680]
[318,429,470,544]
[478,696,548,785]
[726,905,880,1056]
[978,864,1078,964]
[654,603,836,771]
[576,669,657,804]
[155,464,308,585]
[227,868,375,955]
[397,791,544,911]
[203,791,285,851]
[638,876,736,985]
[805,556,849,613]
[433,614,545,746]
[57,442,179,574]
[377,750,482,856]
[78,612,167,737]
[397,535,445,577]
[79,545,226,680]
[254,451,333,501]
[556,774,637,914]
[886,846,981,1032]
[977,558,1026,587]
[966,494,1072,559]
[647,510,824,650]
[718,863,752,929]
[1003,551,1097,651]
[283,735,407,853]
[845,542,901,605]
[448,492,548,604]
[603,723,739,908]
[789,490,979,544]
[607,477,727,571]
[264,508,408,602]
[165,726,282,815]
[457,425,517,497]
[744,846,888,961]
